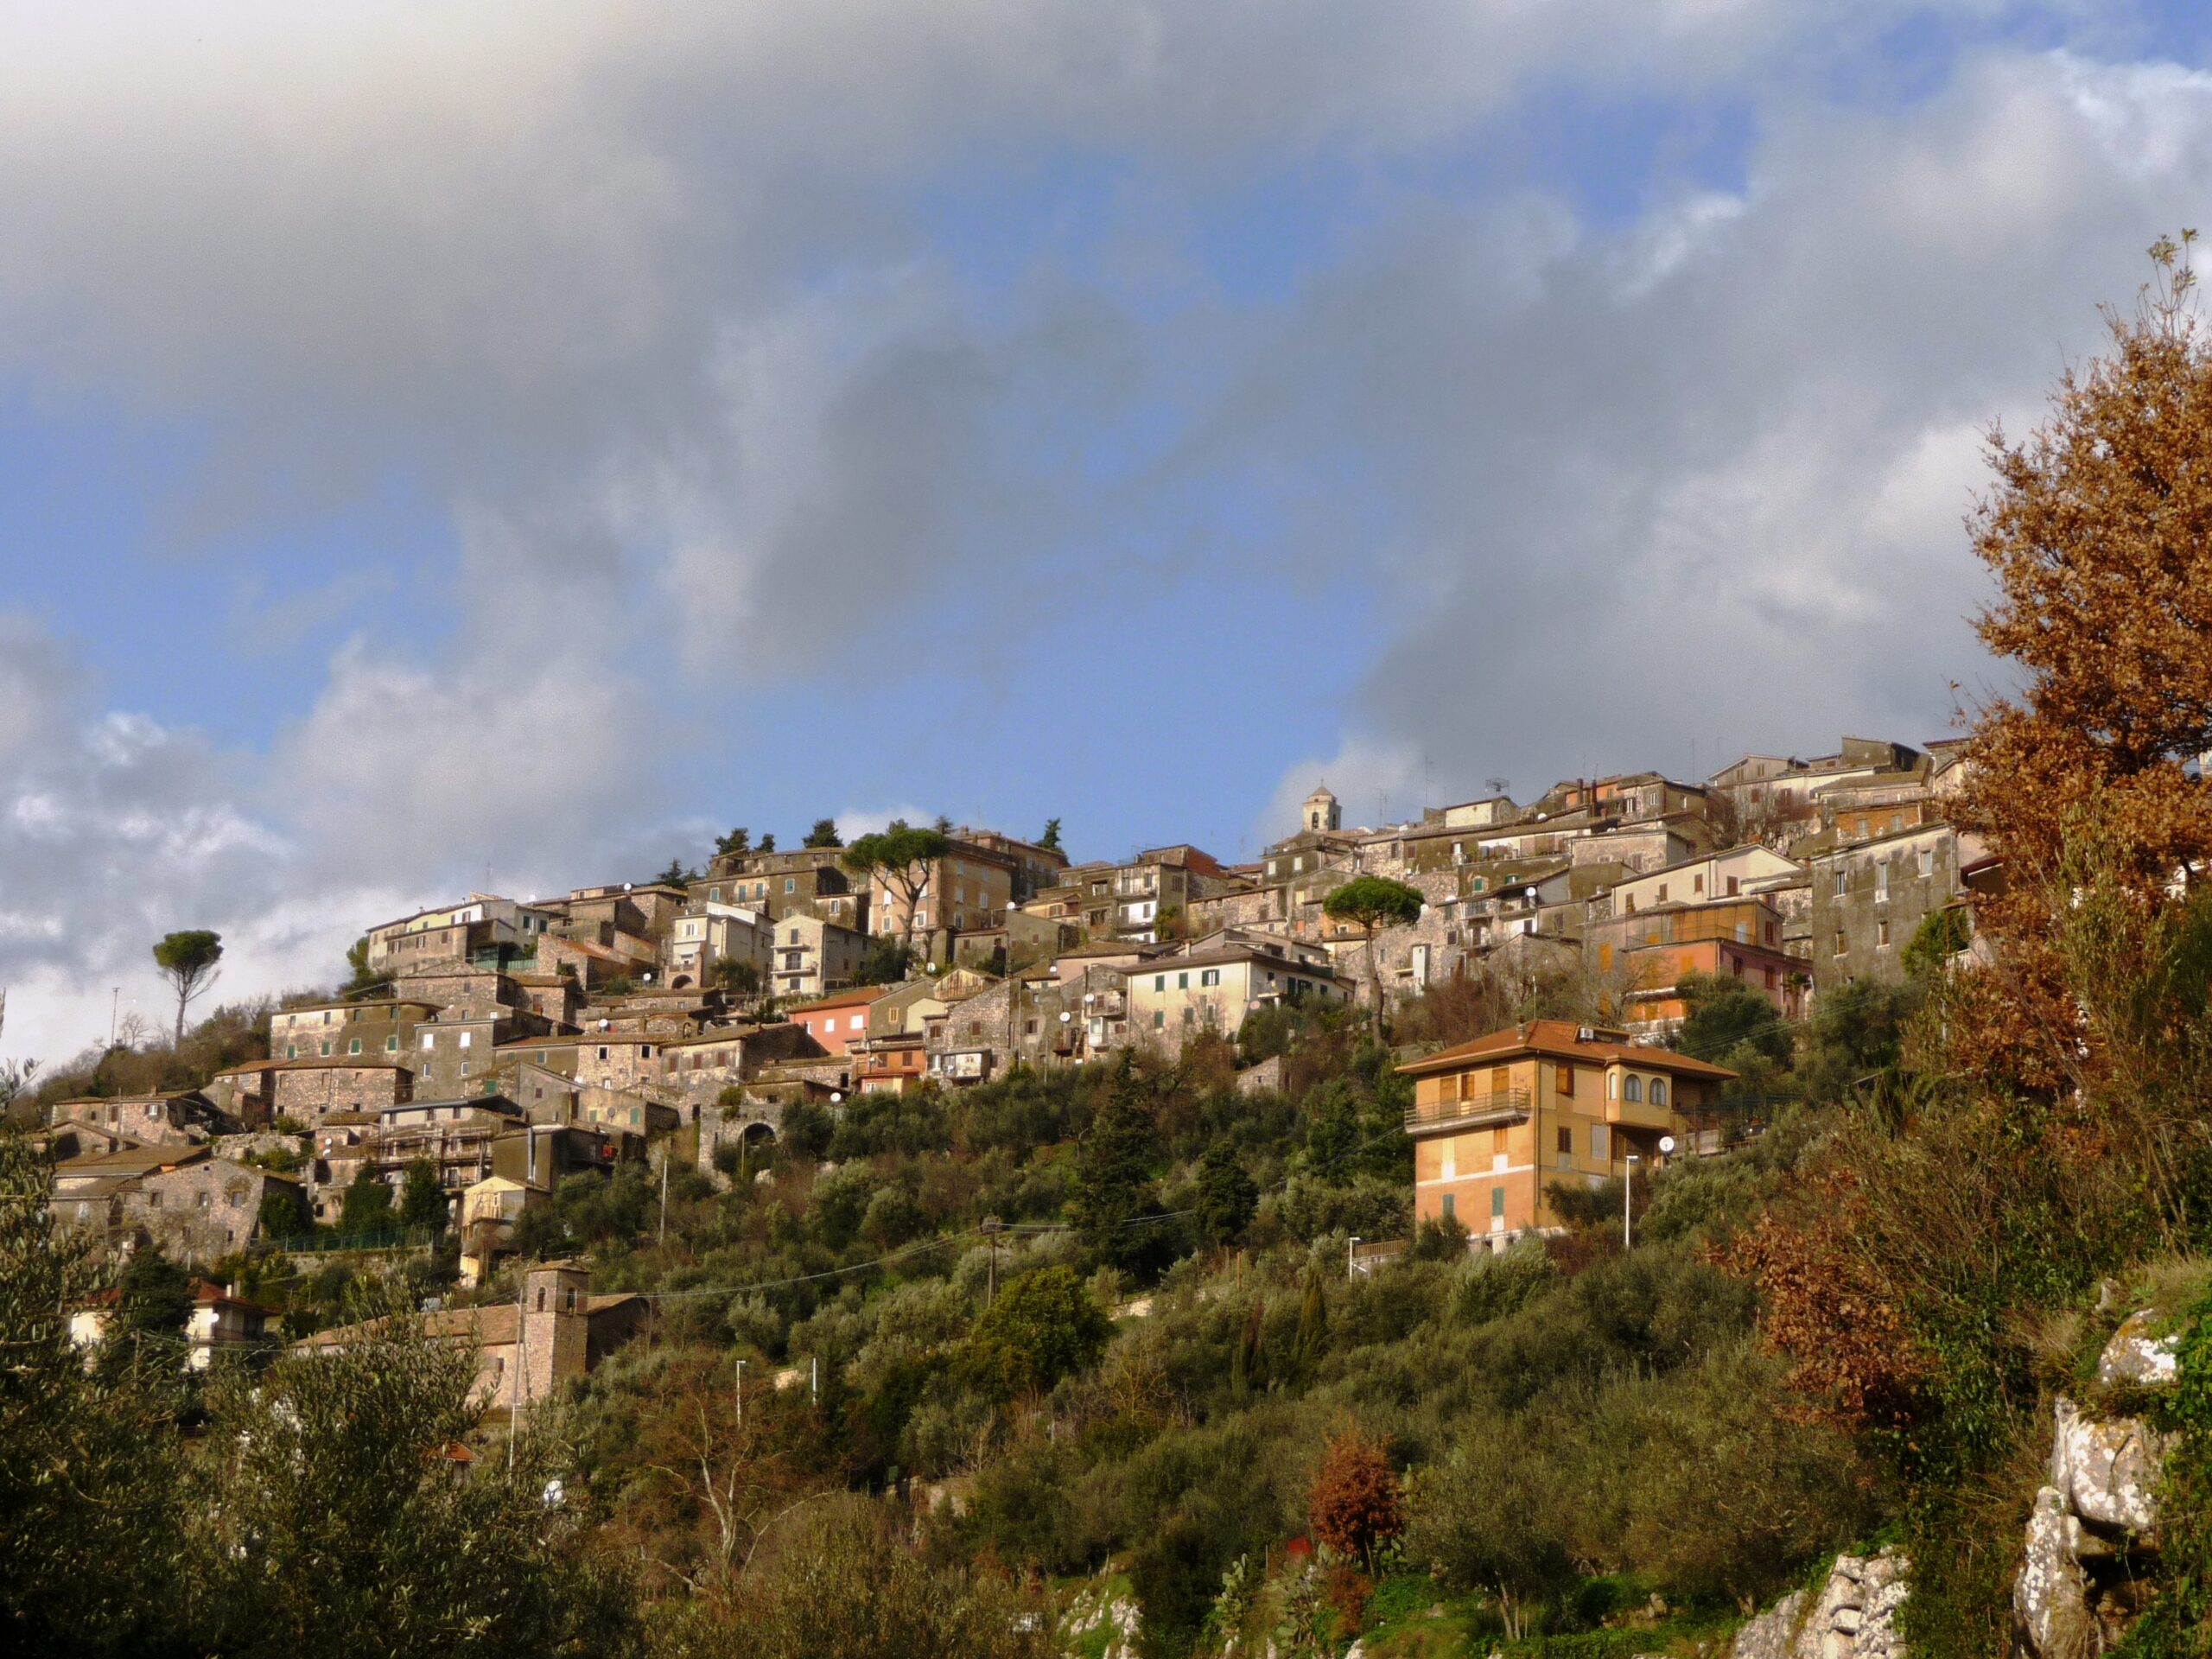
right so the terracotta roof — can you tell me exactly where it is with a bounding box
[786,988,887,1014]
[1397,1019,1738,1081]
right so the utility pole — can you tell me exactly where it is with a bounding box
[1624,1154,1641,1249]
[109,987,119,1051]
[982,1215,1003,1306]
[810,1356,817,1405]
[734,1357,744,1429]
[658,1153,670,1248]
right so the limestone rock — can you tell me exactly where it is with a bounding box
[2096,1310,2181,1389]
[2050,1397,2171,1541]
[1727,1550,1908,1659]
[2013,1486,2094,1659]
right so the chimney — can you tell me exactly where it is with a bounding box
[1514,1020,1530,1040]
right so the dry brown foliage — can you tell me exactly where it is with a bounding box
[1306,1427,1402,1569]
[1952,236,2212,1094]
[1716,1167,1929,1430]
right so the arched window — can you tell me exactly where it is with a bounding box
[1649,1077,1668,1107]
[1623,1076,1642,1103]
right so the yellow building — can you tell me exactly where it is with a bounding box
[1396,1020,1735,1244]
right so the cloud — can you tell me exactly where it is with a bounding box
[1255,48,2212,810]
[5,5,2211,1065]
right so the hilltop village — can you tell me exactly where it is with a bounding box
[33,734,1979,1364]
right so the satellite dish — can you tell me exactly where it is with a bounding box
[1658,1135,1677,1154]
[830,1091,843,1104]
[1058,1011,1071,1023]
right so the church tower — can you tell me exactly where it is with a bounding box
[1302,783,1341,834]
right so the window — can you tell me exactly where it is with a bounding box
[348,1038,362,1055]
[458,1031,472,1049]
[318,1041,332,1057]
[1591,1123,1607,1160]
[421,1033,435,1050]
[709,887,721,901]
[1877,918,1891,948]
[1440,1192,1456,1222]
[1834,870,1847,895]
[596,1046,609,1061]
[285,1045,296,1059]
[1154,975,1166,991]
[1918,848,1935,878]
[1491,1126,1507,1154]
[1153,1010,1165,1030]
[1624,1075,1642,1103]
[1554,1064,1573,1096]
[1491,1065,1510,1096]
[1200,969,1221,988]
[1177,972,1189,989]
[1556,1126,1572,1154]
[1726,875,1740,896]
[1834,931,1847,957]
[1656,883,1669,902]
[1876,862,1890,899]
[785,879,797,894]
[385,1036,397,1052]
[1490,1186,1505,1219]
[1649,1078,1667,1107]
[1181,1007,1195,1025]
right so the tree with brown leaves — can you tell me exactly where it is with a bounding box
[1306,1427,1402,1573]
[1952,232,2212,1093]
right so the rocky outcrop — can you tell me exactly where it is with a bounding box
[2011,1318,2181,1657]
[1730,1550,1908,1659]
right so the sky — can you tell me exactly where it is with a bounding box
[5,0,2212,1064]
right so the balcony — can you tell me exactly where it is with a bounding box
[1403,1087,1532,1136]
[1605,1094,1677,1130]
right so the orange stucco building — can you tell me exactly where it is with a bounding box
[1397,1020,1736,1244]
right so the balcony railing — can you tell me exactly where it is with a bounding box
[1403,1087,1532,1135]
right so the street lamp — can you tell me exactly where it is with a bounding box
[1623,1154,1640,1249]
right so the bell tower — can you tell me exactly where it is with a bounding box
[1302,783,1341,834]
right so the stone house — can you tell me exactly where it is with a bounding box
[653,1022,819,1106]
[536,932,652,990]
[52,1090,233,1148]
[1605,845,1805,917]
[696,849,872,931]
[508,972,583,1027]
[665,901,773,990]
[494,1031,671,1092]
[208,1058,414,1130]
[297,1262,646,1416]
[1808,823,1970,995]
[920,961,1135,1083]
[392,963,527,1021]
[766,913,871,1000]
[866,838,1021,942]
[270,997,439,1065]
[1125,936,1353,1054]
[363,893,553,976]
[1398,1020,1735,1244]
[131,1157,302,1260]
[950,827,1071,903]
